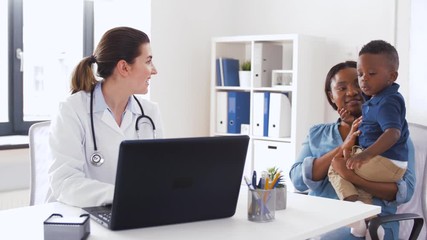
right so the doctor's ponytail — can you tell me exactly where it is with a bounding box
[70,56,98,94]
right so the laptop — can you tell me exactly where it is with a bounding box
[83,135,249,230]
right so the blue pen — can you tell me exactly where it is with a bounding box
[252,171,257,189]
[257,178,262,189]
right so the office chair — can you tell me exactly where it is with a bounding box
[28,121,52,205]
[368,213,424,240]
[368,123,427,240]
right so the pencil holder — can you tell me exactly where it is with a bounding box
[247,188,276,222]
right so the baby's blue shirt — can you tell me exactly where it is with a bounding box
[360,83,409,161]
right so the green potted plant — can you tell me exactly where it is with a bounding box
[241,60,251,71]
[239,60,251,87]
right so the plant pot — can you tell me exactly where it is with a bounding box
[239,71,251,88]
[275,185,287,210]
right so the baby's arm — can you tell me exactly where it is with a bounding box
[346,127,401,169]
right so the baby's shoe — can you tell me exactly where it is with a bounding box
[349,220,367,237]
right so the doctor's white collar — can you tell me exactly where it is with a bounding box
[89,82,141,116]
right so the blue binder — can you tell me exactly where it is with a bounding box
[227,91,250,133]
[221,58,239,86]
[263,92,270,136]
[216,58,223,86]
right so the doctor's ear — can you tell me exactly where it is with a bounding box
[116,60,130,76]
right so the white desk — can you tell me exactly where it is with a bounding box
[0,191,380,240]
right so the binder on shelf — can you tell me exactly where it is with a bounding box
[252,92,264,137]
[216,92,228,133]
[263,92,270,136]
[253,43,283,88]
[215,59,223,86]
[216,58,240,87]
[228,91,250,134]
[252,92,270,137]
[268,93,291,138]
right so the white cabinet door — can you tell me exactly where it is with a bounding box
[253,140,295,191]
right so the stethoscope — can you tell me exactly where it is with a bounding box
[89,87,156,167]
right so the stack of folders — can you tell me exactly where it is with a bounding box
[252,92,291,138]
[216,58,240,87]
[216,91,250,134]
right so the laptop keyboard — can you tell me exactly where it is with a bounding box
[96,210,112,223]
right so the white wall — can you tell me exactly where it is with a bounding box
[151,0,413,138]
[94,0,151,52]
[408,0,427,125]
[150,1,233,138]
[395,0,411,118]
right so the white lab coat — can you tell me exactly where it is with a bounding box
[48,83,163,207]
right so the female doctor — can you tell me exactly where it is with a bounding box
[48,27,163,207]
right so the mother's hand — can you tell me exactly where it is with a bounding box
[331,149,356,181]
[339,108,356,125]
[341,116,362,151]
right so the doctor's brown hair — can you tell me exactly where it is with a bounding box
[70,27,150,94]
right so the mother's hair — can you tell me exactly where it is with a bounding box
[324,60,357,110]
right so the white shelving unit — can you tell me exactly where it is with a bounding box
[210,34,326,191]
